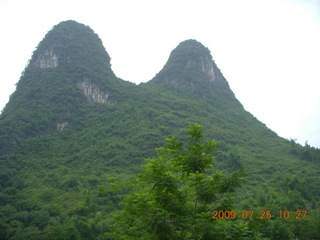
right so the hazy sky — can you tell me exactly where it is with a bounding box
[0,0,319,148]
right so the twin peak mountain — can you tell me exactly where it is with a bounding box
[2,21,319,239]
[1,19,250,154]
[18,20,234,103]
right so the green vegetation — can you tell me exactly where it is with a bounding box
[0,20,319,239]
[107,124,249,239]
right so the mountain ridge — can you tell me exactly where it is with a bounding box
[0,20,243,152]
[0,20,319,239]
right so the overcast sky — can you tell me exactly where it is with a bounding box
[0,0,319,148]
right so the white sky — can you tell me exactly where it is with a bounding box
[0,0,319,148]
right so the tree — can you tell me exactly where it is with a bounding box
[107,124,254,239]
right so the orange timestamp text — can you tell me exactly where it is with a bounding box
[212,210,307,220]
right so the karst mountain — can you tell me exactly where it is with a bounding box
[0,20,319,239]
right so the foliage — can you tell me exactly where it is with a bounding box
[290,139,320,162]
[0,20,319,239]
[107,124,258,239]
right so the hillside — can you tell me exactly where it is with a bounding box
[0,20,319,239]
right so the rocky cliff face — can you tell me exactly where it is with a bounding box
[78,79,113,104]
[199,57,216,82]
[57,121,68,131]
[33,49,59,68]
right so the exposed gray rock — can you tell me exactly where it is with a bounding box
[200,58,216,82]
[57,121,68,131]
[78,79,112,104]
[34,49,58,68]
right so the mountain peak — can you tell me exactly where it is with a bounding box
[29,20,113,74]
[169,39,216,82]
[150,39,233,99]
[17,20,118,105]
[0,20,120,151]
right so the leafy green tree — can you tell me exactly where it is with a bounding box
[108,124,253,239]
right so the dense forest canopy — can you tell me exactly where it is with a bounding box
[0,20,319,239]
